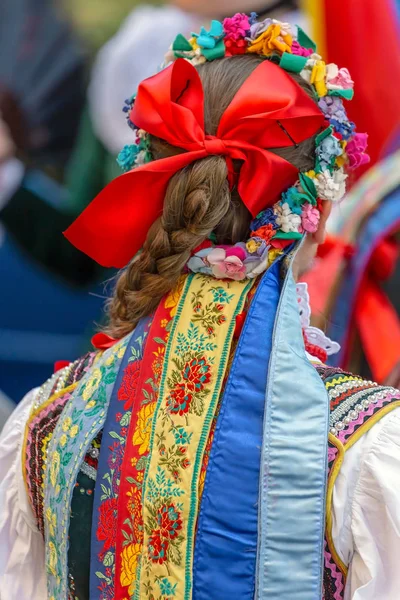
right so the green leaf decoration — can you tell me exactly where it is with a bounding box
[202,39,226,61]
[328,88,354,100]
[172,34,192,52]
[299,173,317,204]
[315,126,333,147]
[274,231,303,239]
[280,52,308,73]
[297,27,317,51]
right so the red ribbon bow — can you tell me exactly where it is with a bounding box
[65,58,324,268]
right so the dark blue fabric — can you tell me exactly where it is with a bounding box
[89,317,150,599]
[193,260,282,600]
[328,188,400,365]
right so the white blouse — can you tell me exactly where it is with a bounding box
[1,389,400,599]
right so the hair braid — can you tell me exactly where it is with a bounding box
[107,156,236,338]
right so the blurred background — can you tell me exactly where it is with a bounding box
[0,0,399,427]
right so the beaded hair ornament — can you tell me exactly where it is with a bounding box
[115,14,369,281]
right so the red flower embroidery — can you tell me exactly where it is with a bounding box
[157,504,183,540]
[97,497,117,552]
[148,531,169,564]
[167,384,192,416]
[182,357,211,392]
[118,360,141,410]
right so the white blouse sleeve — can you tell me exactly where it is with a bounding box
[331,408,400,600]
[0,389,47,600]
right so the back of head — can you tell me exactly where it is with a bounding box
[108,55,318,338]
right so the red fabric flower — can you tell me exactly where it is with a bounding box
[182,357,211,392]
[118,360,141,410]
[225,38,247,56]
[97,497,117,552]
[251,223,275,244]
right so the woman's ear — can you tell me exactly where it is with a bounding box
[313,200,332,245]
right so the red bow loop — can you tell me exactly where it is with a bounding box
[65,58,324,268]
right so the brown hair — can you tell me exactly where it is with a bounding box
[106,55,318,338]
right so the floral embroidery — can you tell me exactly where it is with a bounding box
[45,340,128,600]
[115,298,174,598]
[93,328,148,599]
[136,275,252,600]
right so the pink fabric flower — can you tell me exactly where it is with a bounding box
[223,13,250,41]
[207,247,247,280]
[291,41,313,57]
[301,202,320,233]
[329,67,354,90]
[346,133,370,170]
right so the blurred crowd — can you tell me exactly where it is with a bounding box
[0,0,399,428]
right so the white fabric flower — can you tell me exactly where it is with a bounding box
[315,169,348,202]
[275,202,302,233]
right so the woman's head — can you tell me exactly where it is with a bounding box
[107,54,320,338]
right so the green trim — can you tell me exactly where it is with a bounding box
[184,278,253,600]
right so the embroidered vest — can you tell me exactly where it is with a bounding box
[318,365,400,599]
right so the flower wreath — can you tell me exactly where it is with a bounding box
[116,13,369,281]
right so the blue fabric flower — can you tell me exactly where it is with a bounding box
[116,144,139,172]
[330,118,355,141]
[316,135,342,171]
[249,12,258,25]
[250,207,278,231]
[193,21,225,49]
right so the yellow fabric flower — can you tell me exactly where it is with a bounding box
[268,249,283,266]
[120,543,142,587]
[247,24,292,57]
[310,60,328,97]
[246,239,261,254]
[164,276,186,317]
[69,425,79,438]
[48,541,58,576]
[132,402,156,455]
[45,508,57,537]
[160,319,168,328]
[62,417,72,432]
[86,400,96,410]
[59,434,67,448]
[189,36,199,51]
[49,451,60,487]
[82,368,102,401]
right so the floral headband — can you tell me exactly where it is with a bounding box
[65,14,369,276]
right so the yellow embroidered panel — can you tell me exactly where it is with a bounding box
[135,274,253,600]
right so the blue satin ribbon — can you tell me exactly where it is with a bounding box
[90,318,150,599]
[193,259,282,600]
[256,267,329,599]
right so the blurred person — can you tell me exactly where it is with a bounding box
[303,150,400,387]
[1,13,398,600]
[0,0,301,287]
